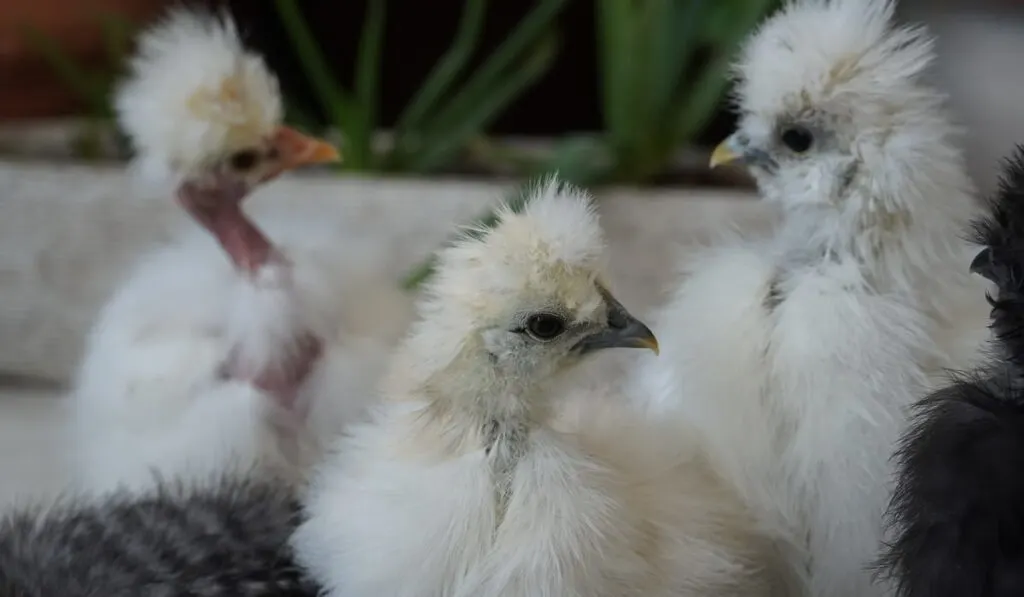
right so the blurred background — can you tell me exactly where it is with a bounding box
[2,0,1019,191]
[0,0,787,196]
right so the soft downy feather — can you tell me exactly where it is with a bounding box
[627,0,990,595]
[68,213,411,493]
[878,146,1024,597]
[0,472,317,597]
[293,180,789,597]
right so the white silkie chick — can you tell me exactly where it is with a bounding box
[292,179,791,597]
[67,7,402,494]
[626,0,991,595]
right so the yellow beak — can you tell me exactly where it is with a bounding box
[709,137,742,169]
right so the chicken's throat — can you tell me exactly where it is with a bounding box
[205,204,280,276]
[484,416,530,525]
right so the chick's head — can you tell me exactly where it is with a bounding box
[406,179,658,390]
[713,0,959,218]
[115,7,338,191]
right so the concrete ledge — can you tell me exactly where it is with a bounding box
[0,159,771,385]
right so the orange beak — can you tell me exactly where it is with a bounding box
[270,126,341,172]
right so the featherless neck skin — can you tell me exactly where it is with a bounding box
[204,203,282,276]
[176,178,285,278]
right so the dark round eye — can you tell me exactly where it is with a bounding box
[228,149,260,172]
[525,313,566,341]
[780,127,814,153]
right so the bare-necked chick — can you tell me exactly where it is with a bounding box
[0,474,316,597]
[68,6,407,495]
[292,179,788,597]
[878,145,1024,597]
[627,0,991,595]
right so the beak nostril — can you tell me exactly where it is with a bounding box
[607,311,629,330]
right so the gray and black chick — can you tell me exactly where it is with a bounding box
[878,145,1024,597]
[0,474,317,597]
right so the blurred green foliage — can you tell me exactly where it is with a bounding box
[274,0,569,173]
[19,12,136,159]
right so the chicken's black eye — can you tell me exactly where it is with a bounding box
[525,313,566,341]
[228,149,260,172]
[780,127,814,153]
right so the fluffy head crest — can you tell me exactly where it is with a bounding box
[734,0,935,124]
[115,7,283,184]
[423,177,607,325]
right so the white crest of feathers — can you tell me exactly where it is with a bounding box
[733,0,937,122]
[115,7,283,184]
[424,176,607,316]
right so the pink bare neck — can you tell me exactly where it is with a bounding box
[177,178,323,425]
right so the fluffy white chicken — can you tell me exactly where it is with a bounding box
[292,179,791,597]
[67,7,407,494]
[626,0,991,595]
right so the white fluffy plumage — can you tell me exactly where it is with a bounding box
[627,0,991,595]
[293,179,790,597]
[68,216,409,492]
[115,7,282,186]
[67,7,408,494]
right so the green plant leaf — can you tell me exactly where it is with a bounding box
[352,0,387,169]
[395,0,569,172]
[670,0,778,144]
[96,11,136,68]
[595,0,636,155]
[21,24,109,118]
[393,0,488,140]
[390,0,567,172]
[405,32,559,173]
[273,0,358,162]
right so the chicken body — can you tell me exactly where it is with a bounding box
[0,475,316,597]
[69,211,407,493]
[297,394,786,597]
[294,181,787,597]
[879,147,1024,597]
[627,1,990,594]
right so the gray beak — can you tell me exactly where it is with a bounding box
[970,247,994,280]
[573,288,659,356]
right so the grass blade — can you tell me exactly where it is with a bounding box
[96,11,136,68]
[20,24,109,118]
[352,0,387,169]
[405,33,558,173]
[670,0,777,143]
[394,0,488,136]
[273,0,356,160]
[595,0,636,154]
[424,0,568,132]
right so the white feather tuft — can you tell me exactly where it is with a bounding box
[427,176,607,316]
[115,7,282,186]
[734,0,934,123]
